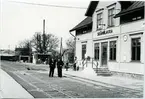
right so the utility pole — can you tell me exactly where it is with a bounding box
[60,37,62,59]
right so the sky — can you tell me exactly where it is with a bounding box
[0,0,91,50]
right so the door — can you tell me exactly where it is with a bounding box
[101,42,108,67]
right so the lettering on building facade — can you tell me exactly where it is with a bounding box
[97,29,113,36]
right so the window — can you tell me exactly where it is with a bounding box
[108,8,115,27]
[131,38,141,61]
[109,41,116,60]
[94,43,99,60]
[97,12,103,29]
[82,44,86,59]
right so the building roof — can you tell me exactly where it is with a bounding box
[0,53,15,56]
[69,17,92,32]
[69,1,138,32]
[115,1,144,18]
[85,1,99,17]
[15,48,29,51]
[0,49,15,55]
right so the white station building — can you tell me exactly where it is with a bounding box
[70,1,144,77]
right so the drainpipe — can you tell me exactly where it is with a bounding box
[119,23,121,71]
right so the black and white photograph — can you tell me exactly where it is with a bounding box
[0,0,144,98]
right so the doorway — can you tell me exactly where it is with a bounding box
[101,42,108,67]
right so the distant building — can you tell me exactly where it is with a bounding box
[70,1,144,76]
[32,53,52,64]
[15,48,32,62]
[0,49,15,61]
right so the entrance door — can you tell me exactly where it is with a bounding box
[101,42,108,67]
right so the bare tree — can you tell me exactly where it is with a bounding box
[31,32,59,54]
[16,39,32,56]
[66,37,75,52]
[18,39,31,48]
[65,37,75,63]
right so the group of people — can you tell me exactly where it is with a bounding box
[49,57,64,77]
[48,56,79,77]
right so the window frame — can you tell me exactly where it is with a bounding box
[108,7,115,27]
[94,43,99,60]
[131,37,141,61]
[82,44,86,60]
[97,12,103,30]
[109,41,116,61]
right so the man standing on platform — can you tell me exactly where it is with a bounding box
[73,57,77,71]
[57,58,64,77]
[49,58,56,77]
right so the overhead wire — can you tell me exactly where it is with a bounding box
[8,1,121,10]
[8,0,88,9]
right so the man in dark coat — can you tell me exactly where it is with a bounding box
[73,57,77,71]
[49,58,56,77]
[57,58,64,77]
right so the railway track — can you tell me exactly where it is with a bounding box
[1,64,81,98]
[1,62,143,98]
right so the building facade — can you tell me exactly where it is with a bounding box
[70,1,144,75]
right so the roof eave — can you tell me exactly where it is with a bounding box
[114,6,144,18]
[69,23,92,32]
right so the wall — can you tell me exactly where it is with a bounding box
[92,1,121,32]
[109,62,144,74]
[108,20,144,74]
[75,31,93,61]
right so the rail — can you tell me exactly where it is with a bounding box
[92,58,98,73]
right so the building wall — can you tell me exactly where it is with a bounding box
[76,31,93,61]
[75,41,82,61]
[91,1,121,68]
[109,62,144,74]
[76,1,121,61]
[92,1,121,32]
[75,1,144,74]
[108,20,144,74]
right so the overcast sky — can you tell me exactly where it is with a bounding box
[0,0,92,50]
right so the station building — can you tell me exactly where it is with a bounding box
[70,1,144,76]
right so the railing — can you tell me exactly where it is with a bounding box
[78,58,98,72]
[82,59,87,70]
[91,58,99,73]
[70,58,99,72]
